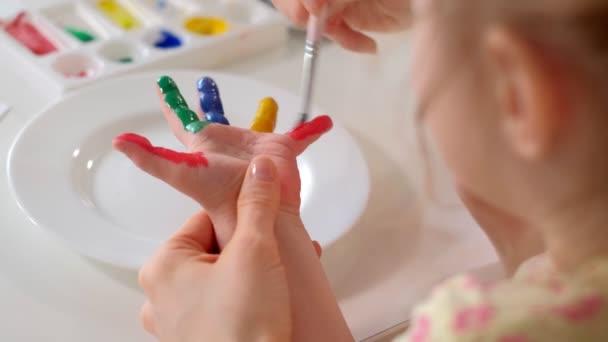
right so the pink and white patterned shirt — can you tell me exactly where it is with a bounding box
[395,256,608,341]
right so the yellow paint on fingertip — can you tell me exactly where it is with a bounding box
[184,17,229,36]
[98,0,140,30]
[250,97,278,133]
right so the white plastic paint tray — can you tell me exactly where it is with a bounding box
[0,0,287,94]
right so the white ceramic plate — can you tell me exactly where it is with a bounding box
[7,70,369,269]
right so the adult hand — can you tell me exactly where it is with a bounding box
[113,76,332,248]
[117,77,352,341]
[272,0,411,53]
[140,157,292,342]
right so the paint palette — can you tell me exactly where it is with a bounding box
[0,1,286,94]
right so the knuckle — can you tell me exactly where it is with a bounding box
[238,192,273,208]
[138,264,155,292]
[140,306,155,334]
[138,250,173,294]
[236,233,277,258]
[239,232,269,248]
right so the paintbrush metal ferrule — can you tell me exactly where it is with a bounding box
[299,42,318,123]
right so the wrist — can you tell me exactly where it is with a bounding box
[273,212,353,342]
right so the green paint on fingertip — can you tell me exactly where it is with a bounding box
[157,75,178,93]
[157,75,210,134]
[186,121,210,133]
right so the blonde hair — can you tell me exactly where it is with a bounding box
[432,0,608,96]
[410,0,608,205]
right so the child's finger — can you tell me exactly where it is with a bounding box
[287,115,334,155]
[197,76,230,125]
[114,132,248,248]
[197,77,225,115]
[156,76,210,148]
[204,111,230,125]
[250,97,278,133]
[112,133,208,203]
[156,86,196,148]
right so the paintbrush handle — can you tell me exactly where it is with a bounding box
[299,39,318,120]
[298,9,327,124]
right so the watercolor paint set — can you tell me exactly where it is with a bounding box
[0,0,287,94]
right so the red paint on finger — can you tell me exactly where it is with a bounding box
[288,115,333,140]
[115,133,208,167]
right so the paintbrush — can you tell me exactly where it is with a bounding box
[297,8,327,125]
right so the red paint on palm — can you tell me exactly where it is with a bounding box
[115,133,209,167]
[288,115,333,140]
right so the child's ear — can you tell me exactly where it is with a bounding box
[482,26,568,160]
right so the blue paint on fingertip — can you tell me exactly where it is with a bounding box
[197,76,225,115]
[197,77,218,93]
[205,111,230,125]
[200,94,225,115]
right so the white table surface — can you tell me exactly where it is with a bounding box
[0,1,499,341]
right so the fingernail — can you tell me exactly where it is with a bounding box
[251,157,276,182]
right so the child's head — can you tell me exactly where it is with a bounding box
[411,0,608,228]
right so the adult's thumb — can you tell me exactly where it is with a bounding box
[234,156,281,240]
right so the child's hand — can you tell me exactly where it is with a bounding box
[272,0,411,53]
[117,77,352,341]
[112,76,332,248]
[139,157,292,342]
